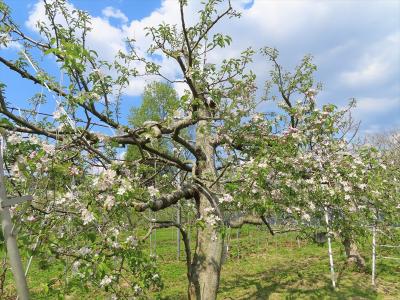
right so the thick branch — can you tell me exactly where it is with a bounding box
[133,184,196,212]
[227,214,275,235]
[227,215,264,228]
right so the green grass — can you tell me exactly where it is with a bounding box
[2,226,399,299]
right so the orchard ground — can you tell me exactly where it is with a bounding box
[2,226,399,299]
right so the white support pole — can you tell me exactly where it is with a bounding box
[154,213,157,256]
[177,203,181,261]
[236,228,240,259]
[149,221,152,256]
[226,227,231,260]
[372,224,376,286]
[0,142,30,300]
[187,212,191,246]
[324,207,336,289]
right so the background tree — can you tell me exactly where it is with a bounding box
[126,81,180,161]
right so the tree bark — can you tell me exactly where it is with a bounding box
[342,236,366,270]
[188,118,224,300]
[188,210,224,299]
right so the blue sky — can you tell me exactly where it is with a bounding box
[1,0,399,136]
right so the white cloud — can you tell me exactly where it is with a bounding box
[340,32,400,88]
[86,17,126,62]
[355,97,400,114]
[102,6,128,24]
[238,0,329,41]
[26,0,47,30]
[353,97,400,133]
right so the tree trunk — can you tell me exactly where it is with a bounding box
[187,118,224,299]
[342,237,366,269]
[188,213,224,299]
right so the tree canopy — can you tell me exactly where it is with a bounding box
[0,0,398,299]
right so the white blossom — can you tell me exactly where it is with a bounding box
[117,186,127,195]
[104,195,115,210]
[72,261,81,274]
[358,183,367,190]
[52,106,63,120]
[147,186,159,197]
[7,133,21,145]
[100,275,114,287]
[301,213,311,222]
[81,208,95,225]
[78,247,91,256]
[134,284,142,294]
[126,236,138,247]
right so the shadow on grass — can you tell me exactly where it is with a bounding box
[218,260,378,300]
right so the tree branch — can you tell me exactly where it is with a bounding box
[133,184,196,212]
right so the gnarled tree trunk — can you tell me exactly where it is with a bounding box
[342,236,366,269]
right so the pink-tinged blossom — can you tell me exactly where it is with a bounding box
[69,166,80,175]
[93,169,117,190]
[42,143,55,155]
[29,151,37,159]
[26,215,36,222]
[220,194,233,203]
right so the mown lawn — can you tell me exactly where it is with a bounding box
[2,226,399,299]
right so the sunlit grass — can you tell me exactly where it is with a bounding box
[2,226,399,299]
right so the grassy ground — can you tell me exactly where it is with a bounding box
[2,226,399,299]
